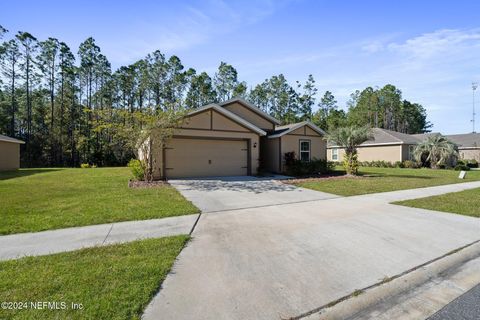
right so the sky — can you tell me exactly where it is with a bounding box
[2,0,480,134]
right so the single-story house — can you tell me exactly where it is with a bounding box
[0,134,24,171]
[327,128,419,163]
[413,132,480,161]
[147,98,326,179]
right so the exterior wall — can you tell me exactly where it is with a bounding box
[150,108,260,179]
[327,144,403,163]
[223,102,275,132]
[0,141,20,171]
[279,132,326,173]
[459,148,480,161]
[261,136,280,173]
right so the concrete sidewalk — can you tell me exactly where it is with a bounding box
[0,214,199,261]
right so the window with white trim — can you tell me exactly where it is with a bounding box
[332,148,338,161]
[299,140,311,162]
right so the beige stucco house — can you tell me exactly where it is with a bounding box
[413,132,480,162]
[327,128,419,163]
[0,134,24,171]
[148,98,326,179]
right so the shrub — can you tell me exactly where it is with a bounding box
[80,163,91,168]
[454,164,470,171]
[128,159,145,181]
[395,161,404,168]
[466,159,479,168]
[284,153,332,176]
[402,160,421,169]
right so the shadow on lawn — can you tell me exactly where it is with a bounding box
[0,169,62,181]
[358,172,433,180]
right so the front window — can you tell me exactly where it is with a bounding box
[332,148,338,161]
[300,140,311,162]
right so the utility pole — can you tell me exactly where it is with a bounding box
[472,82,478,133]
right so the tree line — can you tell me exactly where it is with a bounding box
[0,25,431,167]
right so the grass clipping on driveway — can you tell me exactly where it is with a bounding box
[394,187,480,218]
[0,168,199,235]
[292,167,480,196]
[0,235,188,320]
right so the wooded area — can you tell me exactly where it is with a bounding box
[0,25,431,167]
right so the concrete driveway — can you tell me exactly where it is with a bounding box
[143,181,480,320]
[169,176,339,212]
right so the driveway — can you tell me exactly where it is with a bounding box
[143,181,480,320]
[169,176,339,212]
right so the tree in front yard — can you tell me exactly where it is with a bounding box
[94,108,186,181]
[413,134,458,169]
[326,126,373,175]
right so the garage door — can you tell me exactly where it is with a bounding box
[165,138,248,178]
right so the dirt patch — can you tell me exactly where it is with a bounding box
[128,180,169,188]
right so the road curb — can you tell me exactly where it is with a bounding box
[297,240,480,320]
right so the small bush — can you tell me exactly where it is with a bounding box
[402,160,421,169]
[395,161,404,168]
[466,159,479,168]
[284,152,332,176]
[128,159,145,181]
[454,164,470,171]
[80,163,91,168]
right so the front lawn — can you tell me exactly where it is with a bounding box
[0,235,188,320]
[394,188,480,218]
[0,168,199,235]
[292,167,480,196]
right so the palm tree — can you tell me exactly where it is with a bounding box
[327,126,373,175]
[413,134,458,169]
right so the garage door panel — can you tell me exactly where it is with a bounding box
[165,138,248,178]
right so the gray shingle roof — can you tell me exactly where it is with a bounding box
[268,121,326,138]
[444,133,480,148]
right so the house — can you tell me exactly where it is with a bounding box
[0,134,24,171]
[148,98,326,179]
[413,132,480,161]
[327,128,419,163]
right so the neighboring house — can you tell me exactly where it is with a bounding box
[147,98,326,179]
[0,134,25,171]
[327,128,419,163]
[413,132,480,161]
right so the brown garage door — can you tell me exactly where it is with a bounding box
[165,138,248,178]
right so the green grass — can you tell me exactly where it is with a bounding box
[0,168,199,235]
[294,167,480,196]
[394,188,480,218]
[0,235,188,320]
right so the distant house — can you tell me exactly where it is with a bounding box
[413,132,480,162]
[0,134,25,171]
[327,128,419,163]
[327,128,480,163]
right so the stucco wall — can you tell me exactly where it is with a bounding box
[327,144,403,163]
[223,102,275,132]
[459,148,480,161]
[280,134,326,172]
[261,137,280,173]
[0,141,20,171]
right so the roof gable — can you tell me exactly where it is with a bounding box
[268,121,326,138]
[185,104,266,136]
[219,98,281,125]
[0,134,25,144]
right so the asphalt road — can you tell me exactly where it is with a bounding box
[428,283,480,320]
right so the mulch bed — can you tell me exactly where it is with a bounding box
[128,180,169,188]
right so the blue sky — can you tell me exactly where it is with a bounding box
[3,0,480,133]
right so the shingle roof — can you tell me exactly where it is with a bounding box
[268,121,326,138]
[0,134,25,144]
[444,133,480,148]
[328,128,420,147]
